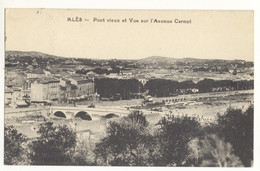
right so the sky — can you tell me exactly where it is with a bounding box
[5,9,254,61]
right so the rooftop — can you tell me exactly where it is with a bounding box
[77,79,92,84]
[27,70,44,74]
[35,77,60,84]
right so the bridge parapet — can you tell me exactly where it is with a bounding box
[50,106,130,120]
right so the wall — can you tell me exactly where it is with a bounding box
[31,83,43,101]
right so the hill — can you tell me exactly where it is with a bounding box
[5,51,63,59]
[138,56,178,63]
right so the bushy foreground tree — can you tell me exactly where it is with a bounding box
[71,139,95,166]
[94,110,156,166]
[94,111,202,166]
[94,106,253,167]
[186,106,253,167]
[216,106,253,167]
[155,115,201,166]
[4,126,27,165]
[4,105,253,167]
[198,134,243,167]
[29,122,77,165]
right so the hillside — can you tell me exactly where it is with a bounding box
[5,51,252,65]
[138,56,178,63]
[5,51,63,59]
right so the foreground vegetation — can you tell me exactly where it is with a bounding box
[4,106,253,167]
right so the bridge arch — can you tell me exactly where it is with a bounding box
[54,111,66,118]
[75,111,92,120]
[104,113,119,119]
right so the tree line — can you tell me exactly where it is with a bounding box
[5,106,253,166]
[94,78,254,99]
[95,78,144,100]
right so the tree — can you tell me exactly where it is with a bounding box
[198,134,243,167]
[144,79,179,97]
[216,106,253,167]
[125,110,149,128]
[95,78,144,100]
[196,79,216,93]
[94,111,154,166]
[29,122,77,165]
[4,126,27,165]
[71,139,95,166]
[155,115,201,166]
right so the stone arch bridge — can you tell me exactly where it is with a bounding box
[50,106,130,120]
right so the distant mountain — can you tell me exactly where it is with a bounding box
[138,56,236,63]
[5,51,251,64]
[138,56,208,63]
[136,56,254,68]
[5,51,63,59]
[138,56,179,63]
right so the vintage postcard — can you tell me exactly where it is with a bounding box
[4,9,254,167]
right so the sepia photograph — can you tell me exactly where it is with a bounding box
[3,9,254,167]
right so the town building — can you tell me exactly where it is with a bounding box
[59,78,77,102]
[120,70,133,77]
[69,77,95,97]
[31,78,60,103]
[26,70,45,79]
[106,73,119,79]
[43,70,52,77]
[21,80,32,101]
[4,86,23,107]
